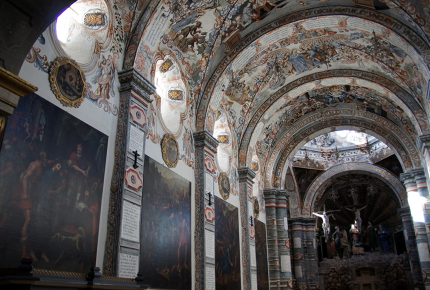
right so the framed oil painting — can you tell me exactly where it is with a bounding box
[161,133,179,168]
[255,220,269,290]
[0,93,107,273]
[49,57,88,108]
[140,156,191,289]
[218,172,230,200]
[215,196,240,290]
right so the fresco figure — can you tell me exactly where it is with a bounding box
[289,53,308,74]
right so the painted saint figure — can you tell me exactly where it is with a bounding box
[378,224,391,253]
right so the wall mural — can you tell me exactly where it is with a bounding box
[0,94,107,272]
[374,155,403,178]
[255,219,269,290]
[293,167,322,205]
[215,196,240,290]
[140,156,191,289]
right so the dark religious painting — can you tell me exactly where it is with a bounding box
[215,196,240,290]
[374,155,403,177]
[255,219,269,290]
[0,93,107,272]
[293,167,322,203]
[140,156,191,289]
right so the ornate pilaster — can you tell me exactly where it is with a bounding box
[238,167,256,290]
[0,66,37,148]
[103,69,155,277]
[193,131,218,290]
[276,190,292,289]
[398,207,425,289]
[264,189,280,289]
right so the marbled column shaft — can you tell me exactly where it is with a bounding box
[238,167,256,290]
[193,131,218,290]
[276,190,292,289]
[398,207,425,289]
[264,189,280,289]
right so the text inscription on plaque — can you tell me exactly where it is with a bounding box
[129,125,144,156]
[118,253,139,278]
[121,201,140,242]
[205,230,215,258]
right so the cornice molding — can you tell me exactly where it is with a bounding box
[118,68,155,103]
[193,131,219,153]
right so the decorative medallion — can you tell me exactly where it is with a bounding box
[84,10,106,27]
[161,133,179,168]
[294,253,303,261]
[253,197,260,218]
[159,58,174,73]
[130,105,147,127]
[49,57,87,108]
[217,133,230,144]
[125,167,143,192]
[218,172,230,200]
[204,156,217,174]
[249,226,255,239]
[247,188,253,199]
[205,206,215,223]
[168,89,184,101]
[251,161,259,172]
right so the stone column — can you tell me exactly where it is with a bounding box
[303,218,319,289]
[264,189,280,289]
[398,207,425,289]
[0,66,37,148]
[193,131,218,290]
[238,167,256,290]
[289,218,306,290]
[103,68,155,277]
[276,190,292,289]
[401,172,430,289]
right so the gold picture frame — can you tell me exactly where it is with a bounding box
[49,57,87,108]
[161,133,179,168]
[218,172,230,200]
[253,196,260,218]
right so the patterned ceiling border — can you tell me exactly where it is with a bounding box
[301,162,407,217]
[196,5,430,132]
[238,70,426,168]
[264,108,421,188]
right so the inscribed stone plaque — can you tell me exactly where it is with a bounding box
[284,217,288,231]
[206,172,214,194]
[129,125,144,156]
[250,244,257,267]
[205,230,215,258]
[251,273,257,290]
[295,266,303,278]
[118,253,139,278]
[121,201,140,242]
[281,255,291,273]
[206,266,215,290]
[293,237,301,248]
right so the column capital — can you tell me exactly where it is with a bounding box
[263,189,278,199]
[397,206,411,217]
[276,189,290,198]
[118,68,155,103]
[193,131,219,153]
[400,172,415,184]
[237,167,256,183]
[418,134,430,153]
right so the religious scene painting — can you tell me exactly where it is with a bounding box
[140,156,191,289]
[215,196,240,290]
[0,93,107,272]
[255,219,269,290]
[293,167,322,203]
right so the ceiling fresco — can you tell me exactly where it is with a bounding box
[119,0,430,191]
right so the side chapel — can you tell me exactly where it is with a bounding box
[1,0,430,289]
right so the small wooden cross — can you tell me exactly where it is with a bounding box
[133,150,140,169]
